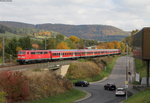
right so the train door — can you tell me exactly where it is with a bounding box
[26,51,30,60]
[60,52,63,58]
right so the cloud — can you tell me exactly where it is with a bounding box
[0,0,150,31]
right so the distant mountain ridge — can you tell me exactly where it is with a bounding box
[0,21,129,41]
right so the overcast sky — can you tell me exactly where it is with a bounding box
[0,0,150,31]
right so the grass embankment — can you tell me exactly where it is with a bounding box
[135,59,147,78]
[22,70,86,103]
[66,56,118,82]
[124,59,150,103]
[124,90,150,103]
[24,89,86,103]
[97,56,118,80]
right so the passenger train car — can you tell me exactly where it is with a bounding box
[17,49,121,64]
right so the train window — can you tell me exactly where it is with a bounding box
[31,52,35,54]
[44,52,47,54]
[18,51,25,54]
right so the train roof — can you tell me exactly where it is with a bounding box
[20,49,119,52]
[19,49,119,52]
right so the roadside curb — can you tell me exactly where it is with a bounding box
[74,89,91,103]
[74,77,108,103]
[90,77,108,84]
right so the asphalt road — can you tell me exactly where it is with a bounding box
[76,56,133,103]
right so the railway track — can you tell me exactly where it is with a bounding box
[0,60,76,71]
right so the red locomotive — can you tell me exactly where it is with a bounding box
[17,49,121,64]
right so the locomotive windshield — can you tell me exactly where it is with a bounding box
[18,51,26,55]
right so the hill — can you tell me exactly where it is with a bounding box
[0,21,129,41]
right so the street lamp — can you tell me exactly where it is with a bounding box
[125,43,129,100]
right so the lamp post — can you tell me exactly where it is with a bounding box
[45,37,47,50]
[2,36,5,65]
[125,43,128,100]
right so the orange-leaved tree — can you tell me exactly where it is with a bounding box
[69,35,80,43]
[56,42,70,49]
[32,43,40,50]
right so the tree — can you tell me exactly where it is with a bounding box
[18,36,31,50]
[47,38,57,49]
[69,36,80,43]
[6,37,19,57]
[56,34,65,43]
[56,42,70,49]
[16,46,22,52]
[113,41,121,49]
[0,42,2,51]
[32,43,40,50]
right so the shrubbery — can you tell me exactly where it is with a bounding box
[0,71,30,103]
[66,61,101,79]
[0,91,6,103]
[24,70,73,99]
[0,70,73,103]
[66,56,116,82]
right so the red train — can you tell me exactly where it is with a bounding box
[17,49,121,64]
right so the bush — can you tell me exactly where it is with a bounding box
[0,91,6,103]
[24,70,73,99]
[0,71,30,103]
[66,61,101,79]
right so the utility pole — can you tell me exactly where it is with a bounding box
[45,37,47,50]
[125,43,128,100]
[2,36,5,65]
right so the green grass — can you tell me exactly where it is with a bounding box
[24,89,86,103]
[97,57,118,80]
[124,90,150,103]
[135,59,148,78]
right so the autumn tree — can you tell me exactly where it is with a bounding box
[97,41,121,49]
[32,43,40,50]
[56,34,65,43]
[16,46,22,52]
[47,38,57,49]
[56,42,70,49]
[65,39,76,49]
[69,36,80,43]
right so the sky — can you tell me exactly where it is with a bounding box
[0,0,150,31]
